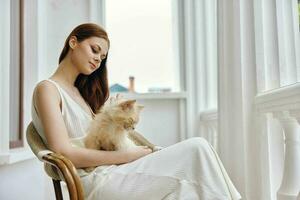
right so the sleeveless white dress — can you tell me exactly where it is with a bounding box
[32,79,242,200]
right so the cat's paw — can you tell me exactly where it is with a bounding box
[153,146,164,152]
[83,166,95,173]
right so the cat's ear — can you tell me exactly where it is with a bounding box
[119,100,136,110]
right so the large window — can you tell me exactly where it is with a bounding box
[105,0,178,93]
[9,0,24,148]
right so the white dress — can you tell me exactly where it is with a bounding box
[32,79,242,200]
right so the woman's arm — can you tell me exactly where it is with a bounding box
[34,81,151,168]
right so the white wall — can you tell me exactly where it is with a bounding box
[38,0,102,81]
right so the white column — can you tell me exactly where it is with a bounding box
[274,111,300,200]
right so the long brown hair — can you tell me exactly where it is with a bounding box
[59,23,110,113]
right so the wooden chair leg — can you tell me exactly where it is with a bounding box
[52,179,63,200]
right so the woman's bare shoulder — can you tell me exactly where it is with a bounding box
[34,80,60,103]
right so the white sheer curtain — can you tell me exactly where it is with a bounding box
[217,0,259,198]
[217,0,300,199]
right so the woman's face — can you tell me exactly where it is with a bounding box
[69,36,109,75]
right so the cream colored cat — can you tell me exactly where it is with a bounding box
[84,95,161,153]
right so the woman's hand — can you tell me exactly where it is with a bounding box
[123,146,152,163]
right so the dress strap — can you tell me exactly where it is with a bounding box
[45,79,94,119]
[45,79,63,95]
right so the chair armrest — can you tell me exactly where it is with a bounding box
[37,150,54,161]
[51,153,84,199]
[41,152,84,200]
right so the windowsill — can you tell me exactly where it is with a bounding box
[110,91,187,100]
[0,148,35,165]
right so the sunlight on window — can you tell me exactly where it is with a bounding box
[106,0,178,93]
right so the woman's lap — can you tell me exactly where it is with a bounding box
[81,137,239,200]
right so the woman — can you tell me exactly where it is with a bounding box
[32,23,241,200]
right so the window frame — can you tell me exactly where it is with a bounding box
[9,0,24,149]
[0,0,36,165]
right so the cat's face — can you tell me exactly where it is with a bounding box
[103,96,144,131]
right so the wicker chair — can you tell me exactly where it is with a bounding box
[26,122,84,200]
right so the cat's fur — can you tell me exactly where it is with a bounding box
[84,95,156,153]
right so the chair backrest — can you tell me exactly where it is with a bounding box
[26,122,61,180]
[26,122,85,200]
[26,122,47,153]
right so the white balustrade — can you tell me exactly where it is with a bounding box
[255,82,300,200]
[274,111,300,199]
